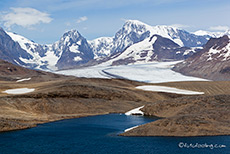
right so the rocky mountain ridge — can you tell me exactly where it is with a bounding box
[0,20,227,70]
[173,35,230,80]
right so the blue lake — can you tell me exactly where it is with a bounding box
[0,114,229,154]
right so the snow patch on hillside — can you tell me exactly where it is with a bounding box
[74,56,82,62]
[125,106,144,115]
[69,45,80,53]
[136,85,204,95]
[16,78,31,82]
[3,88,35,94]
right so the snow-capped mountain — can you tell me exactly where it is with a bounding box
[0,19,227,71]
[90,20,211,59]
[54,30,94,70]
[6,31,57,70]
[111,20,209,50]
[6,30,94,70]
[173,35,230,80]
[107,35,198,66]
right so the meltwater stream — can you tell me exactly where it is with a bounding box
[0,114,229,154]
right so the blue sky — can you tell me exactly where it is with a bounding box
[0,0,229,44]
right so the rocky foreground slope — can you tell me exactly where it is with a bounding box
[121,95,230,136]
[1,77,183,132]
[1,60,230,136]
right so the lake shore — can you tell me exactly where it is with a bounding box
[1,77,230,137]
[121,95,230,137]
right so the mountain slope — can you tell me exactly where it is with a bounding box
[173,35,230,80]
[108,35,197,66]
[6,32,58,70]
[0,28,34,67]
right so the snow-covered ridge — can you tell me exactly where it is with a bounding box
[193,30,225,38]
[6,32,59,70]
[3,19,226,71]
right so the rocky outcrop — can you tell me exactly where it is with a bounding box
[121,95,230,136]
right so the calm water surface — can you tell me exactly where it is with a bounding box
[0,114,229,154]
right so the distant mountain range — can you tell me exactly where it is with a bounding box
[0,20,229,71]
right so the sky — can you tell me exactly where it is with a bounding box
[0,0,229,44]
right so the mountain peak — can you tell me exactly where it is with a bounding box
[59,29,85,47]
[121,19,153,35]
[124,19,149,26]
[63,29,81,39]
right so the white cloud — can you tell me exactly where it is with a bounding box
[0,7,52,29]
[209,26,229,31]
[170,24,189,29]
[76,16,88,23]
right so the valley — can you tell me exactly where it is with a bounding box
[0,19,230,138]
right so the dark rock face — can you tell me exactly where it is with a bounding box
[173,35,230,81]
[0,28,32,66]
[151,35,193,60]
